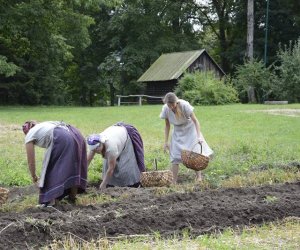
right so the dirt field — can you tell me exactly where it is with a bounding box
[0,180,299,249]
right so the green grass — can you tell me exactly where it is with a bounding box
[0,104,299,186]
[0,104,299,249]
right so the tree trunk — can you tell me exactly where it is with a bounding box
[247,0,254,59]
[210,0,231,73]
[247,0,256,103]
[219,17,230,73]
[110,82,115,106]
[247,86,257,103]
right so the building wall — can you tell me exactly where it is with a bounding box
[146,80,177,103]
[189,54,224,79]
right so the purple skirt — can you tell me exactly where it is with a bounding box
[39,125,87,204]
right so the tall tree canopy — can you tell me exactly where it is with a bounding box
[96,0,200,105]
[0,0,299,105]
[0,0,96,104]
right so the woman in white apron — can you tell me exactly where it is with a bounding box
[87,123,145,190]
[23,121,87,206]
[160,92,213,183]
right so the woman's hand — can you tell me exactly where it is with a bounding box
[99,182,106,190]
[164,143,170,152]
[32,175,39,187]
[32,174,38,182]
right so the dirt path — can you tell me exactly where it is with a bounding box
[0,182,299,249]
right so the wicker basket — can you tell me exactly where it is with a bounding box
[0,187,9,206]
[140,158,173,187]
[181,142,210,171]
[141,170,173,187]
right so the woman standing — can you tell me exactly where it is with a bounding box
[87,122,145,190]
[160,92,213,183]
[23,121,88,206]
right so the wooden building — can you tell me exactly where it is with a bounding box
[137,49,225,103]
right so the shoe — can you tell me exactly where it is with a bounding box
[36,203,53,208]
[36,199,56,208]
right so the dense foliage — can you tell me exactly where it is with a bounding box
[274,38,300,103]
[0,0,299,105]
[175,71,239,105]
[233,60,276,103]
[233,39,300,103]
[0,0,95,105]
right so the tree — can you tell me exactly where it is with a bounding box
[196,0,300,75]
[98,52,123,106]
[0,56,20,77]
[246,0,256,103]
[233,59,275,103]
[95,0,199,100]
[0,0,94,104]
[255,0,300,66]
[246,0,254,59]
[195,0,239,73]
[274,38,300,103]
[67,0,121,106]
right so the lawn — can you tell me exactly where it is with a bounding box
[0,103,299,186]
[0,104,299,249]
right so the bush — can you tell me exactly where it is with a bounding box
[232,59,276,103]
[274,38,300,103]
[175,71,239,105]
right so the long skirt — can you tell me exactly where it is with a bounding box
[39,125,87,204]
[102,136,141,187]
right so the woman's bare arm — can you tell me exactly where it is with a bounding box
[99,155,116,190]
[25,142,38,183]
[164,118,171,152]
[87,150,96,166]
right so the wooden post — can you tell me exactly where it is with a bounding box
[117,96,121,106]
[138,96,142,106]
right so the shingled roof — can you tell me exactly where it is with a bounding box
[137,49,223,82]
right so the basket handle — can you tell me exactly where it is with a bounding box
[192,142,203,154]
[187,142,203,159]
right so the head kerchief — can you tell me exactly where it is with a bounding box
[87,134,102,151]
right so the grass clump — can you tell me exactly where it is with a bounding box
[0,195,38,212]
[221,168,300,188]
[44,217,300,250]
